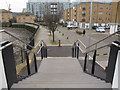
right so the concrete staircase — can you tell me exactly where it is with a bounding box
[12,58,111,88]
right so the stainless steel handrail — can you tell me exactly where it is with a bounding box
[0,29,47,54]
[0,29,33,49]
[86,44,111,53]
[86,30,120,49]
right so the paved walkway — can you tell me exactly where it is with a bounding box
[47,46,72,57]
[35,26,52,45]
[34,25,118,69]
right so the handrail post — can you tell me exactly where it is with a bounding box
[25,51,31,75]
[41,47,43,59]
[75,46,77,57]
[91,50,97,74]
[45,47,47,58]
[77,46,79,59]
[72,46,74,58]
[84,53,87,72]
[34,53,38,72]
[21,48,23,63]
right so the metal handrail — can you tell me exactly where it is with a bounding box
[0,29,47,54]
[86,30,120,49]
[75,39,87,49]
[86,44,111,53]
[0,29,33,49]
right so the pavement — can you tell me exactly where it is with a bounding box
[34,25,119,70]
[47,46,72,57]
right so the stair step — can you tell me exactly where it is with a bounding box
[12,58,111,88]
[12,83,111,88]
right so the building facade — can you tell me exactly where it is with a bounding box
[109,1,120,34]
[16,12,35,23]
[63,2,113,28]
[0,9,13,23]
[27,0,65,21]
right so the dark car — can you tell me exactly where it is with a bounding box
[92,26,98,29]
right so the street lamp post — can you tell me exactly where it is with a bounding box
[86,1,93,71]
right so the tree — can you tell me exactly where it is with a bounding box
[44,8,62,42]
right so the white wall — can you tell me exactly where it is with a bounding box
[110,25,118,34]
[112,50,120,89]
[0,50,8,89]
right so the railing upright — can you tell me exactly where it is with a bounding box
[25,51,31,75]
[84,53,88,72]
[34,53,38,73]
[91,50,97,74]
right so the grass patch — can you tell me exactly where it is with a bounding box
[76,30,83,35]
[51,40,57,45]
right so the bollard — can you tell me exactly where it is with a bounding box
[59,40,61,47]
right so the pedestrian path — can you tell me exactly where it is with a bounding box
[47,46,72,57]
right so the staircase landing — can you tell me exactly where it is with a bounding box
[12,58,111,88]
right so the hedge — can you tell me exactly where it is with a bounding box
[12,24,36,33]
[1,22,10,27]
[76,30,83,35]
[38,22,47,26]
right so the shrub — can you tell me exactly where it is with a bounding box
[2,22,10,27]
[76,30,83,35]
[38,22,47,26]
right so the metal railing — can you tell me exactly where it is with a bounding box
[0,29,33,49]
[0,29,47,81]
[72,30,120,82]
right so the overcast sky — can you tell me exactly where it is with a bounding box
[0,0,28,12]
[0,0,113,12]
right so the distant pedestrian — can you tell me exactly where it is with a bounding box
[83,29,86,36]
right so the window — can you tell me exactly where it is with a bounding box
[106,7,109,9]
[82,12,85,16]
[99,6,103,9]
[26,14,30,16]
[82,17,85,22]
[99,18,102,20]
[93,17,95,20]
[99,12,103,15]
[94,12,96,15]
[23,18,25,20]
[83,5,86,10]
[94,6,96,8]
[106,12,108,15]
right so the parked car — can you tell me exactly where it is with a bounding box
[105,25,110,29]
[67,24,78,29]
[92,26,98,29]
[96,27,105,32]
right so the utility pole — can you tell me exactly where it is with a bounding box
[88,2,93,48]
[86,1,93,70]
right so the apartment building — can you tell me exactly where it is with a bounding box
[110,1,120,34]
[16,12,35,23]
[27,0,64,21]
[0,9,13,23]
[63,2,112,28]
